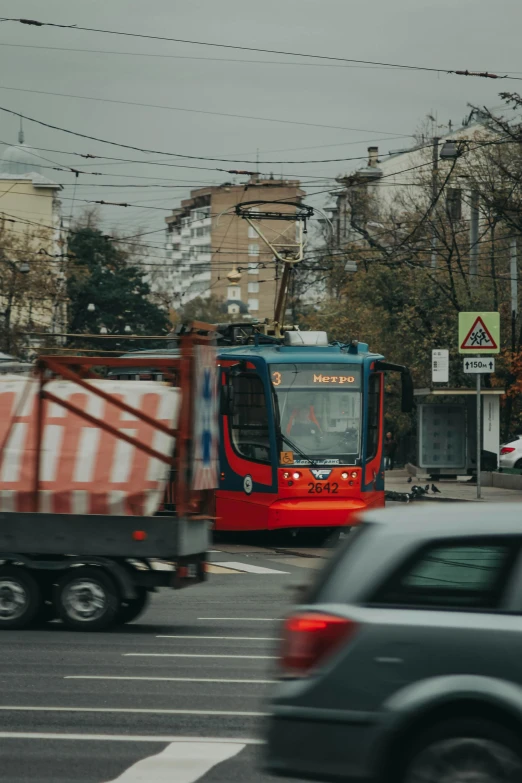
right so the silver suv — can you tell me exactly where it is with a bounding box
[265,504,522,783]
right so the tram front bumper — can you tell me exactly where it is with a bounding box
[268,497,378,529]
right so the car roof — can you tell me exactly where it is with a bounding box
[361,503,522,539]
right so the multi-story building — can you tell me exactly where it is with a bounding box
[163,176,305,321]
[0,129,69,347]
[329,110,496,247]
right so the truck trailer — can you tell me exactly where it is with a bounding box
[0,325,217,631]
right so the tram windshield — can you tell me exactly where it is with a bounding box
[270,363,362,464]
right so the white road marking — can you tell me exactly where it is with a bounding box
[65,676,276,684]
[123,653,276,659]
[107,740,245,782]
[214,561,290,574]
[197,617,279,621]
[0,706,267,717]
[156,635,281,641]
[0,732,263,744]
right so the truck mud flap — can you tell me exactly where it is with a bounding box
[171,554,207,589]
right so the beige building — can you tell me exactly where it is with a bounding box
[163,176,305,321]
[0,130,68,345]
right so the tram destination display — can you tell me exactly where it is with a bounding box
[270,364,361,389]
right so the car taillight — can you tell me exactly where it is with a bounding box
[501,447,516,454]
[280,612,357,677]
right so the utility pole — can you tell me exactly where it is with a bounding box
[469,189,480,283]
[476,372,482,500]
[431,137,440,269]
[510,236,518,353]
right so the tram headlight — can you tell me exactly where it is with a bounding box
[341,472,349,480]
[283,471,290,479]
[292,472,301,480]
[351,471,358,479]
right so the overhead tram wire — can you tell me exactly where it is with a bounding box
[3,17,521,81]
[0,84,413,140]
[7,41,517,76]
[0,104,416,166]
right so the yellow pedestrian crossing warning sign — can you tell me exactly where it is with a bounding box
[458,312,500,354]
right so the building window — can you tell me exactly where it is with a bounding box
[248,298,259,312]
[248,262,259,274]
[228,304,240,315]
[446,188,462,220]
[248,281,259,293]
[248,244,260,257]
[227,286,241,300]
[248,225,258,239]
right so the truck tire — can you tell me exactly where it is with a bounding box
[0,566,42,630]
[119,589,150,625]
[55,567,121,631]
[401,718,522,783]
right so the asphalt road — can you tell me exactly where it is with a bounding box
[0,541,329,783]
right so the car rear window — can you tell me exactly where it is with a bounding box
[371,538,518,610]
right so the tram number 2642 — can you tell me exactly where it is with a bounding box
[307,482,339,494]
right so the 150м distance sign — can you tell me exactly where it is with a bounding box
[463,357,495,374]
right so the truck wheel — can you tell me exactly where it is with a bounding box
[33,600,58,627]
[119,589,150,625]
[0,566,42,629]
[401,719,522,783]
[55,567,121,631]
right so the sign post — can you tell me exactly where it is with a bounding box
[476,373,482,499]
[459,312,500,500]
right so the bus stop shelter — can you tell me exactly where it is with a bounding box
[413,387,505,477]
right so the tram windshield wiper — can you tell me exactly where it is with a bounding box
[280,433,320,468]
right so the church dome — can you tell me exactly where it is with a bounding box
[0,127,46,178]
[1,142,44,177]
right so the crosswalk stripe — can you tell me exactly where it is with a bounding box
[215,561,289,574]
[107,740,246,782]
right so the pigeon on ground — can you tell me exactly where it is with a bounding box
[431,484,441,494]
[424,484,430,492]
[407,476,412,483]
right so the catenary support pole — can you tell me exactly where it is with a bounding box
[510,237,518,353]
[431,137,440,269]
[476,372,481,500]
[470,189,480,282]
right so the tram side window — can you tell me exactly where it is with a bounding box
[230,374,271,463]
[366,374,381,461]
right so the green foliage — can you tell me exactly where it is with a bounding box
[178,295,227,324]
[67,226,170,350]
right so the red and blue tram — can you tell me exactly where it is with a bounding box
[215,330,412,532]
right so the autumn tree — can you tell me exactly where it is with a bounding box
[301,99,522,436]
[0,218,65,356]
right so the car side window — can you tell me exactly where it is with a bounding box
[371,539,517,610]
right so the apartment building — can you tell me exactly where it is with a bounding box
[164,176,304,321]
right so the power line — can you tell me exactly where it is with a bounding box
[0,40,478,74]
[0,84,413,141]
[4,18,521,81]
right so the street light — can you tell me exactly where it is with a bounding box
[87,303,95,313]
[440,140,460,160]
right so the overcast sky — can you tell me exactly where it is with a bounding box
[0,0,520,251]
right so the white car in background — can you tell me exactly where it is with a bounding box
[500,434,522,469]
